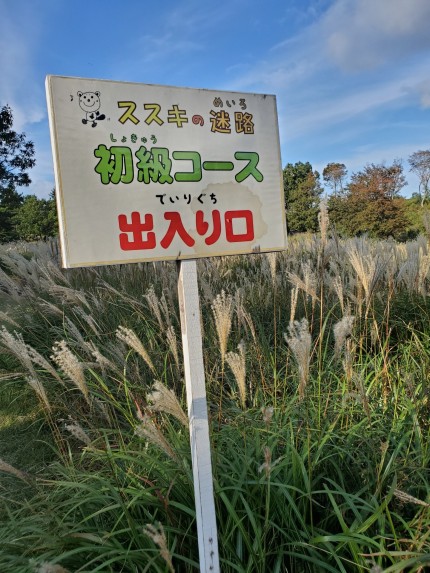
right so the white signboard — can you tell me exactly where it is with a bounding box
[46,75,286,268]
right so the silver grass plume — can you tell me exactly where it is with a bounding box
[333,315,355,358]
[258,446,281,478]
[48,285,91,309]
[0,311,19,328]
[32,563,70,573]
[143,522,175,573]
[145,285,164,329]
[135,414,177,461]
[166,325,180,368]
[287,262,319,304]
[226,341,247,408]
[211,290,234,366]
[72,306,100,336]
[51,340,90,404]
[345,238,384,308]
[331,274,345,314]
[290,286,299,324]
[64,317,87,350]
[1,326,36,377]
[266,252,277,284]
[258,446,272,478]
[85,340,119,375]
[116,326,155,372]
[65,420,92,447]
[0,266,22,300]
[318,198,329,248]
[235,292,257,343]
[0,457,29,481]
[1,327,62,386]
[261,405,274,426]
[26,345,64,384]
[393,489,430,507]
[159,291,172,328]
[417,249,430,296]
[26,376,52,412]
[147,381,188,428]
[343,338,355,385]
[284,318,312,400]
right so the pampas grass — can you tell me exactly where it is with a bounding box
[1,235,430,572]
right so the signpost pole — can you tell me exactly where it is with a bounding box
[178,259,220,573]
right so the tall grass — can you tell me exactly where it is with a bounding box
[0,232,429,572]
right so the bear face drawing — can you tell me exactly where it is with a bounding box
[77,91,105,127]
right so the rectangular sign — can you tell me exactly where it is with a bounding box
[46,75,286,268]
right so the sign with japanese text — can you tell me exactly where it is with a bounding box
[46,75,286,268]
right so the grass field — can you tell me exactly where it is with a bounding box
[0,232,429,572]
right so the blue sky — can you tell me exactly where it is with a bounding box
[1,0,430,199]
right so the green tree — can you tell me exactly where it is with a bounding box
[0,187,23,242]
[329,161,409,239]
[14,191,58,241]
[283,162,323,233]
[323,162,347,196]
[408,150,430,207]
[0,105,36,242]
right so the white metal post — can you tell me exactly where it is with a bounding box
[177,259,220,573]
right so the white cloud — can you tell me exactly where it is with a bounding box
[0,2,46,130]
[416,79,430,109]
[323,0,430,71]
[224,0,430,150]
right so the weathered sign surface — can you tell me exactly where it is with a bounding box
[46,76,286,268]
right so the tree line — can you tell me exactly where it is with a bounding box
[284,156,430,240]
[0,105,57,242]
[1,103,430,243]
